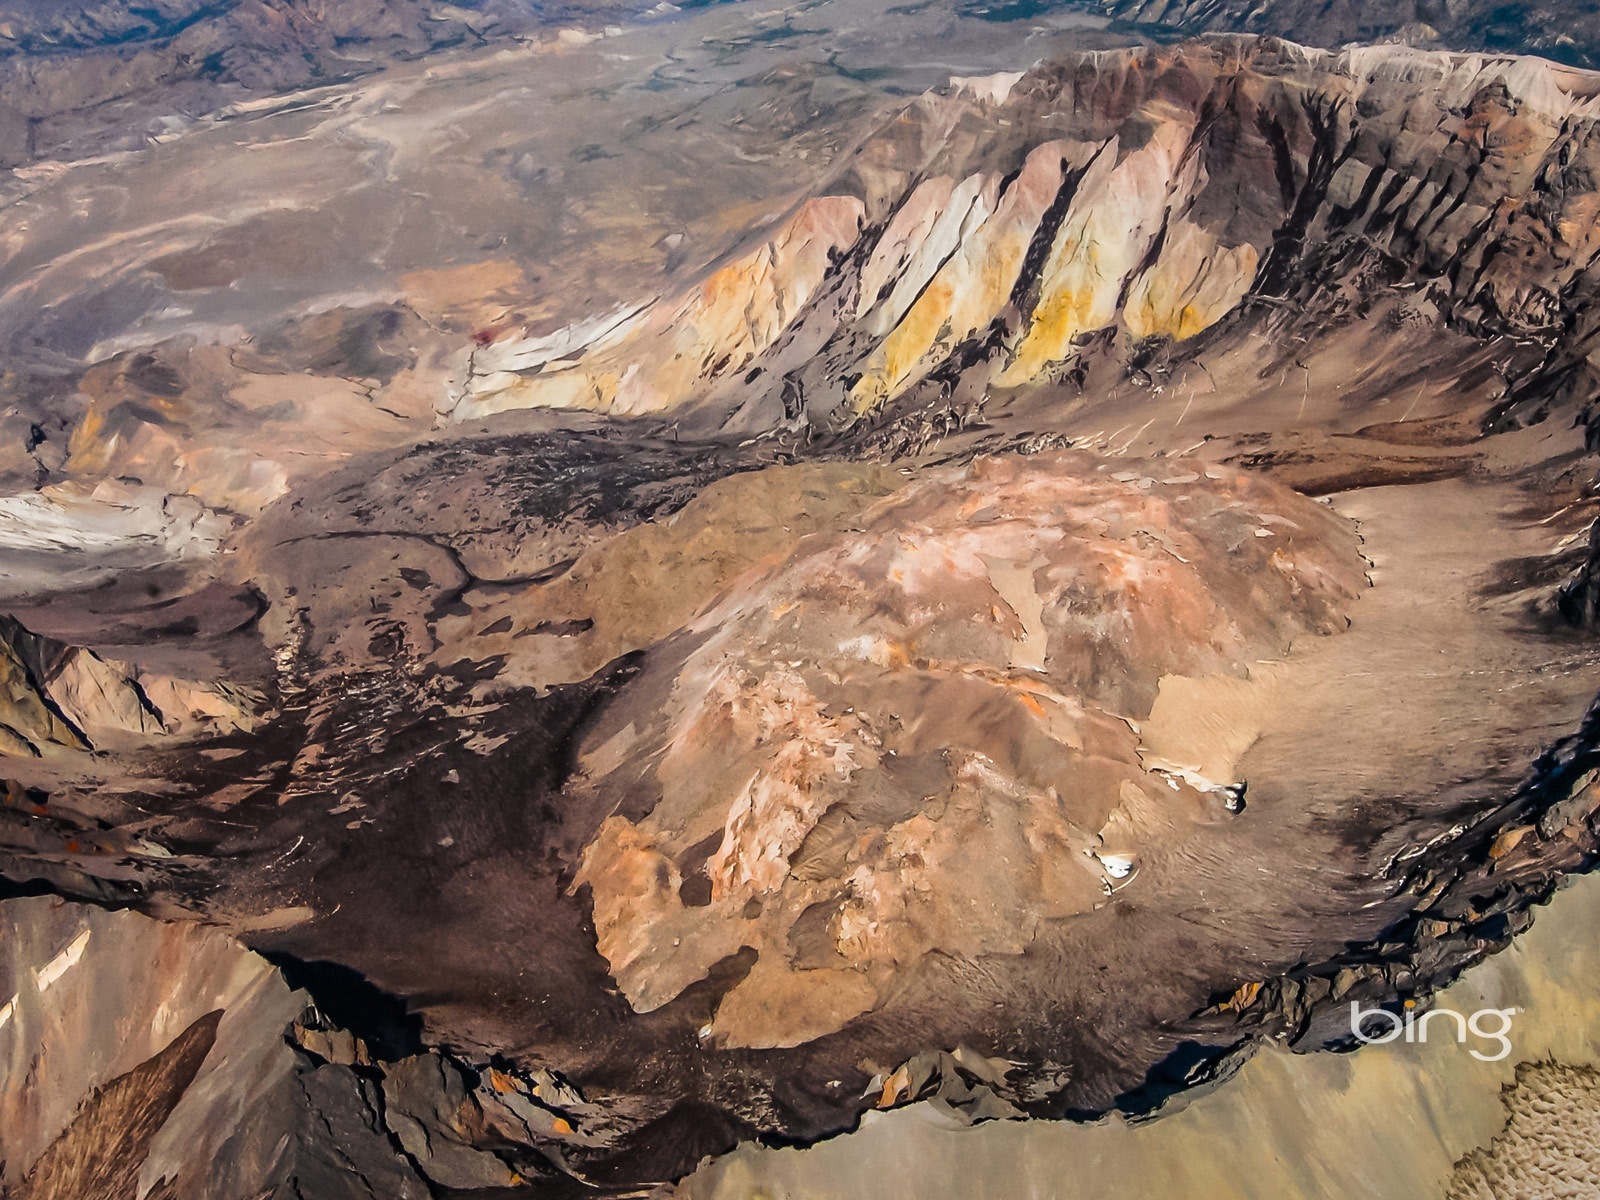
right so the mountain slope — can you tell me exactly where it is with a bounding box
[453,39,1600,453]
[4,34,1600,1194]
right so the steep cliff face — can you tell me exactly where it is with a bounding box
[455,196,870,420]
[0,897,375,1199]
[453,40,1600,441]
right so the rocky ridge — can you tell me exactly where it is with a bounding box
[452,39,1600,452]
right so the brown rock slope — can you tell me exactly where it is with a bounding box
[571,453,1363,1049]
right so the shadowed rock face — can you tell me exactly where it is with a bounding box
[0,614,260,757]
[0,898,417,1199]
[14,1010,223,1200]
[4,15,1600,1197]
